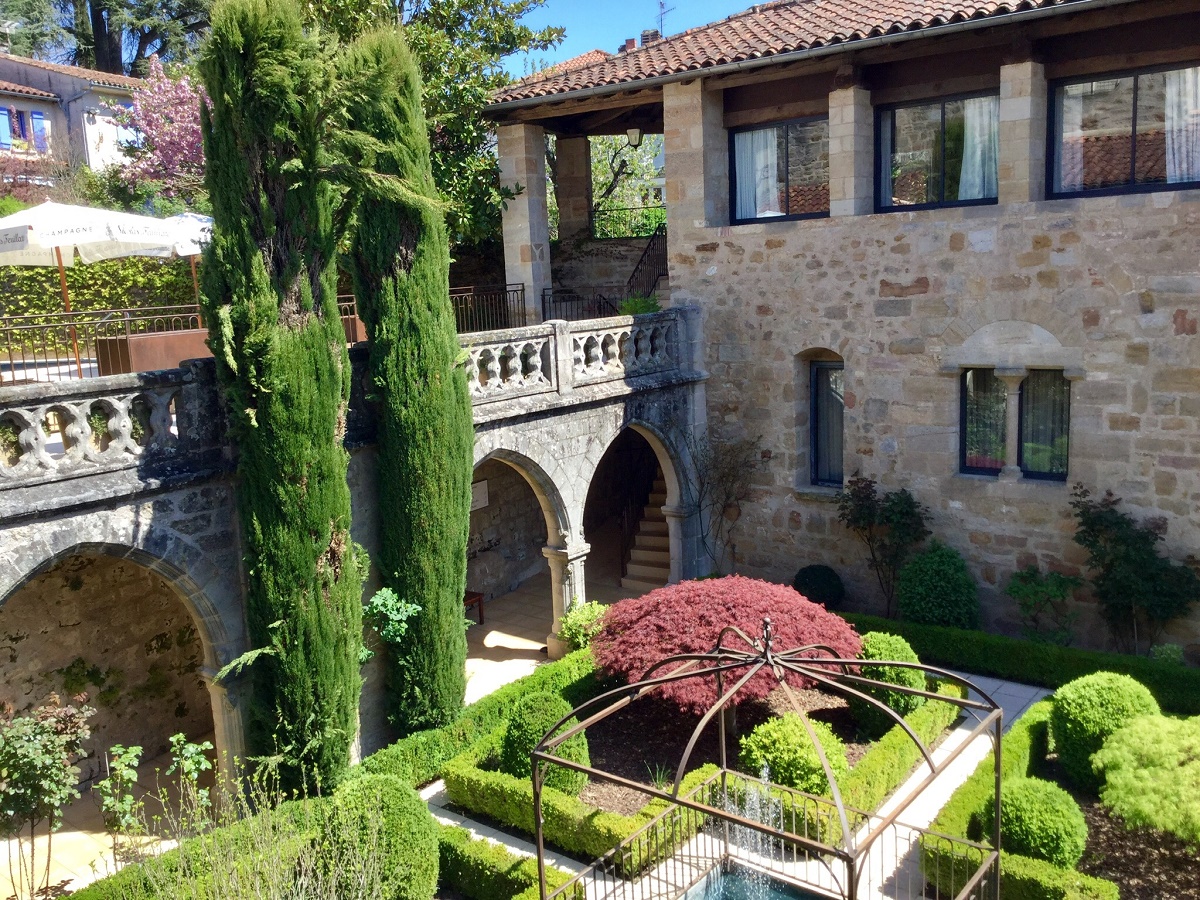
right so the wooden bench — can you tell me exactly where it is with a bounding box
[464,590,485,626]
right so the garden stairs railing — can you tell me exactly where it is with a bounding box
[542,221,669,323]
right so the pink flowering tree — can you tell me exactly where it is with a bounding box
[115,57,208,206]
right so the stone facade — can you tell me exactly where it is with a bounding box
[467,460,548,600]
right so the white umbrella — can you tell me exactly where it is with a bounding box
[165,212,214,300]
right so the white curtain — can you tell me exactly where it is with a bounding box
[1166,66,1200,183]
[734,128,781,219]
[958,96,999,200]
[1056,88,1085,192]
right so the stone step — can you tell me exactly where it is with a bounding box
[652,478,667,491]
[642,505,665,521]
[638,534,670,550]
[620,576,668,593]
[639,519,668,536]
[631,547,670,564]
[648,492,667,505]
[626,561,670,580]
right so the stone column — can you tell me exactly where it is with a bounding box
[998,61,1047,204]
[996,367,1028,481]
[663,79,727,260]
[498,123,552,322]
[542,541,590,659]
[661,504,688,584]
[555,136,592,241]
[201,665,246,794]
[828,83,874,217]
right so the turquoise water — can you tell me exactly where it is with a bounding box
[684,866,824,900]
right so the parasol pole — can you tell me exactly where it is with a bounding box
[55,245,83,379]
[189,254,203,326]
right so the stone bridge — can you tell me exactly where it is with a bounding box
[0,307,706,764]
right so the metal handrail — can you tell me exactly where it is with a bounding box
[625,222,668,301]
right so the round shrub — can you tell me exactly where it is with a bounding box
[323,774,438,900]
[499,691,590,795]
[738,713,848,794]
[792,565,846,609]
[1050,672,1160,790]
[1093,714,1200,844]
[981,777,1087,868]
[591,575,862,715]
[896,540,979,629]
[558,601,607,651]
[847,632,926,738]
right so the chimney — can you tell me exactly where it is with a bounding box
[640,29,661,45]
[622,37,636,52]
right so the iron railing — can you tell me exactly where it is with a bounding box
[450,283,528,333]
[625,222,668,301]
[591,205,666,240]
[541,287,621,322]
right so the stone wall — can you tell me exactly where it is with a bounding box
[0,554,213,783]
[467,459,548,600]
[552,235,651,295]
[667,188,1200,658]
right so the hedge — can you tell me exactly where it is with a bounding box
[922,701,1118,900]
[443,727,718,876]
[0,256,196,320]
[356,648,601,787]
[438,825,581,900]
[844,614,1200,714]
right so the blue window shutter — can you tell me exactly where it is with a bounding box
[30,110,47,153]
[0,109,11,150]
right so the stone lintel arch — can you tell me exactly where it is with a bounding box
[474,446,572,548]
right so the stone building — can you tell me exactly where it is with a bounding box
[487,0,1200,658]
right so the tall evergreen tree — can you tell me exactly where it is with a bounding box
[340,27,472,733]
[198,0,363,790]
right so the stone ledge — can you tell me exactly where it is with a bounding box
[792,485,841,503]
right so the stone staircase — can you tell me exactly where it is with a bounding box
[620,474,671,592]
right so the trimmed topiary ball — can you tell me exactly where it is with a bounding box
[591,575,862,716]
[847,632,927,738]
[1093,713,1200,844]
[792,565,846,609]
[500,690,590,795]
[1050,672,1160,791]
[896,540,980,629]
[982,777,1087,868]
[738,713,848,794]
[323,774,439,900]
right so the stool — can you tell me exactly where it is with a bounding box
[464,590,485,625]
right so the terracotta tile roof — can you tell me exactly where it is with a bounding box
[0,54,141,91]
[541,49,613,78]
[492,0,1094,105]
[1059,131,1166,190]
[0,80,57,100]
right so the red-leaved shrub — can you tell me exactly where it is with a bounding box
[591,575,862,715]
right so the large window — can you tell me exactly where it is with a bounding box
[1052,64,1200,195]
[960,369,1070,481]
[0,107,49,155]
[730,118,828,223]
[811,361,844,486]
[878,94,999,210]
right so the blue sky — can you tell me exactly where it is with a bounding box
[505,0,752,78]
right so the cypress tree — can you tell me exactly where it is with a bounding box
[340,28,473,733]
[199,0,364,790]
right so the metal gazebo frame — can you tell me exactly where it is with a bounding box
[531,618,1003,900]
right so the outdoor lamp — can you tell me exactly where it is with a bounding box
[626,127,643,149]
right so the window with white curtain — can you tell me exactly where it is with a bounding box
[730,118,828,223]
[811,361,844,486]
[878,93,999,210]
[1052,63,1200,195]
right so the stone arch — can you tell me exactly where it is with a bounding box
[474,446,572,547]
[939,319,1085,374]
[625,420,686,509]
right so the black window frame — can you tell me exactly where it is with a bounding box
[1017,370,1071,482]
[728,114,831,225]
[958,368,1007,477]
[1047,60,1200,200]
[875,89,1001,214]
[810,360,844,487]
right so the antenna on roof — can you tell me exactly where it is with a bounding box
[657,0,674,35]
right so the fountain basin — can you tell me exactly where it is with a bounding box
[683,863,827,900]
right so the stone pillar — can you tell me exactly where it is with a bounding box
[998,61,1047,204]
[201,666,246,794]
[662,504,688,584]
[828,84,874,217]
[542,541,590,659]
[498,123,552,322]
[996,367,1028,481]
[663,79,727,258]
[555,136,592,240]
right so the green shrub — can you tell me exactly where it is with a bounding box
[983,778,1087,868]
[1006,566,1081,647]
[438,825,578,900]
[617,295,660,315]
[322,774,439,900]
[896,540,979,629]
[847,632,926,738]
[738,714,847,794]
[791,564,845,608]
[1149,643,1185,666]
[842,612,1200,715]
[1093,714,1200,844]
[1051,672,1160,790]
[499,691,590,795]
[558,602,607,651]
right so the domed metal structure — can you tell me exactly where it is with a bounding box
[532,618,1003,900]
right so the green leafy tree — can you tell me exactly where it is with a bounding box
[340,25,473,733]
[198,0,364,791]
[0,0,64,57]
[60,0,208,74]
